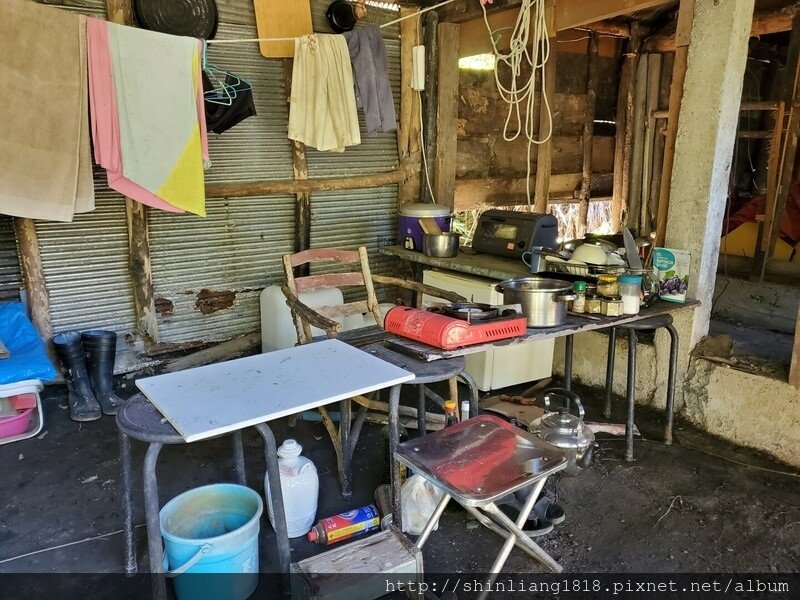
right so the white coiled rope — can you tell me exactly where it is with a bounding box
[481,0,553,205]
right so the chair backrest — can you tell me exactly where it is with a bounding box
[282,247,383,344]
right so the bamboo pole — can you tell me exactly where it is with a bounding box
[534,39,557,212]
[578,33,599,236]
[640,53,662,235]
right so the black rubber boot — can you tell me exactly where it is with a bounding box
[53,331,102,422]
[82,330,125,416]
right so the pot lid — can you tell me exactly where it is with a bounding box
[399,203,451,218]
[498,277,573,293]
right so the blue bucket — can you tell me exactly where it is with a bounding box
[160,483,263,600]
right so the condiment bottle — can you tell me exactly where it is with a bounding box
[444,399,459,427]
[619,274,643,315]
[572,281,588,313]
[460,400,471,421]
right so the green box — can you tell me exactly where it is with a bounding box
[653,247,691,303]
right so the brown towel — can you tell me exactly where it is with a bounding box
[0,0,93,222]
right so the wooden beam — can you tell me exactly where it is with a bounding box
[441,0,667,28]
[640,53,662,235]
[399,8,422,208]
[454,173,613,212]
[13,218,52,342]
[627,55,648,233]
[578,33,599,236]
[204,166,412,198]
[420,10,439,203]
[284,60,311,272]
[534,39,557,212]
[612,23,643,232]
[644,2,800,52]
[654,0,694,248]
[434,23,460,209]
[106,0,158,343]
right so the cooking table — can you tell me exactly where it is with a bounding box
[132,339,414,598]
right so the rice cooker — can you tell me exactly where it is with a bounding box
[398,203,452,251]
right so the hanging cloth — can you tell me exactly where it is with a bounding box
[0,0,94,222]
[288,34,360,153]
[343,25,397,136]
[100,23,208,216]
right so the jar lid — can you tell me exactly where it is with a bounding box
[602,295,622,302]
[597,274,618,281]
[399,203,451,218]
[619,274,643,284]
[278,438,302,458]
[573,281,588,292]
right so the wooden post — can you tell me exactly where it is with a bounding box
[13,218,52,342]
[627,54,648,233]
[420,10,439,204]
[284,60,311,275]
[612,23,643,232]
[533,39,557,212]
[434,23,460,210]
[640,53,662,235]
[106,0,158,342]
[578,33,599,236]
[654,0,694,248]
[767,11,800,264]
[398,7,422,209]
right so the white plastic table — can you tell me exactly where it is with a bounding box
[131,339,414,598]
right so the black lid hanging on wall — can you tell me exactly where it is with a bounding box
[326,0,357,33]
[133,0,219,40]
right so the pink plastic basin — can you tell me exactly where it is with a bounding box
[0,408,33,439]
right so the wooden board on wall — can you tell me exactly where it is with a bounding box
[253,0,312,58]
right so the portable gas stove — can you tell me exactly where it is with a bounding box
[384,302,528,350]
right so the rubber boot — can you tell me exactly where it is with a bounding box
[53,331,102,422]
[82,330,125,416]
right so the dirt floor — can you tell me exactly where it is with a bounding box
[0,377,798,595]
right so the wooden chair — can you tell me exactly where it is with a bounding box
[281,246,479,497]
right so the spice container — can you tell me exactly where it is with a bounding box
[619,274,643,315]
[601,296,624,317]
[597,274,619,297]
[586,294,602,314]
[572,281,588,313]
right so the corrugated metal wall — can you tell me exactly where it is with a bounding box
[27,0,401,345]
[0,217,22,300]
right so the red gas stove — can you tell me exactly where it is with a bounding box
[384,303,528,350]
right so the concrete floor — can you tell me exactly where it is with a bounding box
[1,379,798,596]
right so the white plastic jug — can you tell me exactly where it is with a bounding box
[265,439,319,538]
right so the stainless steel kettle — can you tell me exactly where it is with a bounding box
[531,388,597,475]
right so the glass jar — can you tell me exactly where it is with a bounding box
[572,281,588,313]
[619,274,643,315]
[602,296,624,317]
[586,294,602,314]
[597,274,619,297]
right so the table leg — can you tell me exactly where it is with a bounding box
[463,504,545,560]
[626,329,638,462]
[417,384,426,436]
[254,423,292,597]
[387,384,403,529]
[118,431,137,576]
[142,442,166,600]
[459,371,480,418]
[664,323,679,445]
[340,398,352,498]
[603,327,617,419]
[232,431,246,486]
[564,334,574,391]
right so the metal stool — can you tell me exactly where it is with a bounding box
[395,415,568,600]
[603,314,679,461]
[116,394,291,598]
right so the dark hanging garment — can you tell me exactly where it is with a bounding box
[202,72,257,134]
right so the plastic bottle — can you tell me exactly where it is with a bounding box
[444,399,459,427]
[460,400,471,421]
[307,505,381,545]
[619,274,643,315]
[265,439,319,538]
[572,281,587,313]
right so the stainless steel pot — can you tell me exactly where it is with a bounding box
[495,277,575,327]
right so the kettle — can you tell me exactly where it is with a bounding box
[531,388,597,475]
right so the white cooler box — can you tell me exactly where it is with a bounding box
[423,270,554,391]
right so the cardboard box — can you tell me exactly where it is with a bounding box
[653,247,691,303]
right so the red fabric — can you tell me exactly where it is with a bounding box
[723,181,800,245]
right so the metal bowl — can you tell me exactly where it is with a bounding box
[423,233,459,258]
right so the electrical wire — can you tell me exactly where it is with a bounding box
[480,0,553,205]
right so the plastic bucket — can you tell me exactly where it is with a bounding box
[160,484,263,600]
